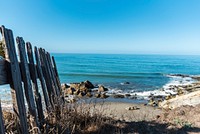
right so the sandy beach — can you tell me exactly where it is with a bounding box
[95,101,162,121]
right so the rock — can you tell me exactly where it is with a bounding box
[74,89,80,95]
[61,83,70,90]
[125,94,131,97]
[170,74,189,78]
[65,87,76,95]
[165,95,171,100]
[177,89,183,95]
[86,92,93,98]
[98,85,108,92]
[148,99,159,107]
[144,103,148,106]
[70,83,80,90]
[84,80,94,89]
[66,98,76,103]
[124,82,130,84]
[113,94,125,98]
[70,81,94,92]
[95,93,101,98]
[125,106,139,110]
[65,95,77,103]
[154,95,164,99]
[100,93,109,99]
[156,115,161,119]
[78,92,85,97]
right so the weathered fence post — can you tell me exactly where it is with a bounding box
[26,42,44,123]
[52,56,61,92]
[0,100,5,134]
[16,37,39,130]
[46,52,60,96]
[38,48,55,106]
[42,49,57,97]
[34,47,51,110]
[0,26,28,134]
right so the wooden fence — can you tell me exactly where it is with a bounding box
[0,25,63,133]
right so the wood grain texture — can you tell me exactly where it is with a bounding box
[17,37,39,130]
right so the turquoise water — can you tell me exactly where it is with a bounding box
[1,54,200,102]
[53,54,200,92]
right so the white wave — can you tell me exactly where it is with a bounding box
[106,75,196,100]
[107,88,123,95]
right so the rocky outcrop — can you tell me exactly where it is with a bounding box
[62,81,110,99]
[159,90,200,109]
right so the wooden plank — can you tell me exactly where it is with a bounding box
[0,59,9,85]
[0,26,29,134]
[1,27,18,115]
[26,42,44,123]
[16,37,39,130]
[0,100,5,134]
[46,52,60,96]
[52,56,61,91]
[38,48,55,103]
[34,47,51,110]
[52,56,65,104]
[42,49,57,97]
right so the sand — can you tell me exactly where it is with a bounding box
[95,101,163,122]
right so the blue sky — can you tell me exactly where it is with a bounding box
[0,0,200,54]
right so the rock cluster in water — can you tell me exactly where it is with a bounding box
[61,80,110,103]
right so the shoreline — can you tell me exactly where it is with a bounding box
[1,74,200,109]
[62,74,199,106]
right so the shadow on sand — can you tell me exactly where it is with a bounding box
[92,120,200,134]
[121,121,200,134]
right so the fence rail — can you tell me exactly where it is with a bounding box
[0,25,62,134]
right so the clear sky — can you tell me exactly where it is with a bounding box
[0,0,200,54]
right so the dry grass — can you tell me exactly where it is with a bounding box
[3,100,120,134]
[3,100,200,134]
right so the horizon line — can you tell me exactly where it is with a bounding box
[50,52,200,56]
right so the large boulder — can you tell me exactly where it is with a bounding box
[84,80,95,89]
[70,80,94,92]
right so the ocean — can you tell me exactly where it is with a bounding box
[54,54,200,90]
[1,54,200,102]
